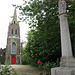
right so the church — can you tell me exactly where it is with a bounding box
[5,8,21,64]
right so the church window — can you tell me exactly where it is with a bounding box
[11,29,13,34]
[12,42,16,54]
[15,29,17,35]
[14,21,15,24]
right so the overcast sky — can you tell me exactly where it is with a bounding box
[0,0,29,49]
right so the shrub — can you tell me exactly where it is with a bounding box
[0,65,17,75]
[38,58,60,75]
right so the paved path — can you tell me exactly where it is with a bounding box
[10,65,40,75]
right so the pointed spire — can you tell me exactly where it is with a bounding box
[10,7,18,25]
[13,7,17,22]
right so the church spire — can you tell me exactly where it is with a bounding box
[10,7,18,25]
[13,7,17,22]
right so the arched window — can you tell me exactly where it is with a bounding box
[12,42,16,54]
[11,29,13,34]
[15,29,17,35]
[14,21,15,24]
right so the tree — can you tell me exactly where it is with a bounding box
[17,0,75,65]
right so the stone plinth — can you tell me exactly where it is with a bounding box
[60,56,75,67]
[51,57,75,75]
[51,67,75,75]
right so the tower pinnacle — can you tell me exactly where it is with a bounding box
[13,7,17,22]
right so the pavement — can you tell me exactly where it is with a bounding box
[5,65,40,75]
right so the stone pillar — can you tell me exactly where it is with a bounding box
[59,0,72,57]
[59,0,75,67]
[51,0,75,75]
[58,0,75,67]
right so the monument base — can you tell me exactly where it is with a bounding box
[60,56,75,67]
[51,57,75,75]
[51,67,75,75]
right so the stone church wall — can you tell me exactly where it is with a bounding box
[0,48,6,64]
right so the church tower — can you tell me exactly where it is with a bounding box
[6,8,21,64]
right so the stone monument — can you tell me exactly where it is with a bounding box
[51,0,75,75]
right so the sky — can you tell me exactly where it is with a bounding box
[0,0,29,49]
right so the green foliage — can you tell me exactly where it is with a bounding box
[18,0,75,66]
[0,62,1,66]
[37,58,60,75]
[4,60,8,65]
[43,58,59,71]
[0,61,17,75]
[0,65,17,75]
[20,0,61,65]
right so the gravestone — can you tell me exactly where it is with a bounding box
[51,0,75,75]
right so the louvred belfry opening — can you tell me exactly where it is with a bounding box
[11,56,16,64]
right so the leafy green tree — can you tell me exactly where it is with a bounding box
[18,0,61,64]
[17,0,75,65]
